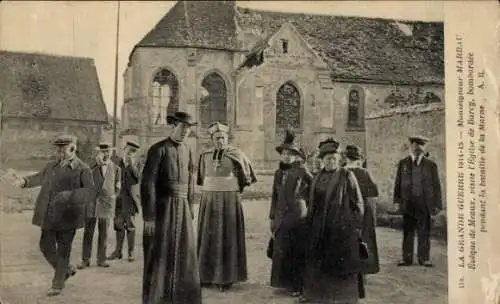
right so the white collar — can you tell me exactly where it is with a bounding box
[410,153,423,164]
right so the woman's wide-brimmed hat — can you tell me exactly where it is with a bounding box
[166,111,198,126]
[317,138,340,158]
[344,144,363,161]
[275,129,306,160]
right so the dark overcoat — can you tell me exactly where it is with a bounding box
[269,161,313,290]
[393,156,443,215]
[115,156,141,217]
[349,167,380,274]
[23,157,94,231]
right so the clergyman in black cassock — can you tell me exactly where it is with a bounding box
[140,111,201,304]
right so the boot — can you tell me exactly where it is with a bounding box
[107,230,125,260]
[127,230,136,262]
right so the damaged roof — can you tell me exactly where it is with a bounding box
[135,1,444,84]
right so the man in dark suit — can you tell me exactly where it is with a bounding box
[393,135,442,267]
[108,140,141,262]
[13,134,94,296]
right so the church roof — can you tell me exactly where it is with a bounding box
[135,1,443,84]
[0,50,108,123]
[138,0,240,50]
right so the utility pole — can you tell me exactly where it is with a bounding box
[112,1,121,155]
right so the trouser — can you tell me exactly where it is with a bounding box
[402,212,431,263]
[82,217,109,264]
[39,229,76,290]
[113,214,136,255]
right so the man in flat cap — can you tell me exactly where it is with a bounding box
[141,111,201,304]
[78,143,121,269]
[393,135,442,267]
[108,140,141,262]
[196,121,257,292]
[13,134,94,296]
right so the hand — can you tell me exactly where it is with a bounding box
[270,219,276,233]
[394,203,401,213]
[13,177,25,188]
[431,207,441,216]
[144,220,155,235]
[52,191,72,204]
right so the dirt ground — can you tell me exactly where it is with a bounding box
[0,200,447,304]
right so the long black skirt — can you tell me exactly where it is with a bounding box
[270,220,307,291]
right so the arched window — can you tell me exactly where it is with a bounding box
[200,72,227,127]
[275,82,301,132]
[347,88,364,128]
[151,69,179,125]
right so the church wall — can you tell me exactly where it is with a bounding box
[365,100,446,213]
[121,47,240,162]
[330,82,444,153]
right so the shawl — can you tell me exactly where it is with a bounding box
[309,167,364,276]
[198,145,257,189]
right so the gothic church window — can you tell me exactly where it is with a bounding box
[200,72,227,127]
[347,88,364,128]
[151,69,179,125]
[281,39,289,54]
[276,82,301,132]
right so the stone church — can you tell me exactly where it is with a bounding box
[121,0,444,169]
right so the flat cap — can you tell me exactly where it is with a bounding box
[51,134,77,146]
[408,135,430,145]
[126,141,140,150]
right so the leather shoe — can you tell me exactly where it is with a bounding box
[397,260,413,266]
[107,252,123,260]
[97,262,111,268]
[77,261,90,269]
[46,288,62,297]
[419,260,434,267]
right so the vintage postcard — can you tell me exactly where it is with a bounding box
[0,1,497,303]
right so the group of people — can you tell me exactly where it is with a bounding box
[13,134,143,296]
[267,130,442,304]
[268,130,377,304]
[13,110,443,304]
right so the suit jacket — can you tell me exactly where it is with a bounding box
[88,161,121,219]
[393,155,442,214]
[115,156,141,216]
[23,157,94,230]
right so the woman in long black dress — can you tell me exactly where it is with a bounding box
[269,130,313,297]
[300,138,365,304]
[344,145,380,275]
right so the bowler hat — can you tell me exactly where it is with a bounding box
[408,135,430,145]
[275,129,306,160]
[166,111,198,126]
[344,145,363,161]
[95,143,116,151]
[51,134,77,146]
[317,138,340,158]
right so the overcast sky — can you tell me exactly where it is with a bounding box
[0,1,444,117]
